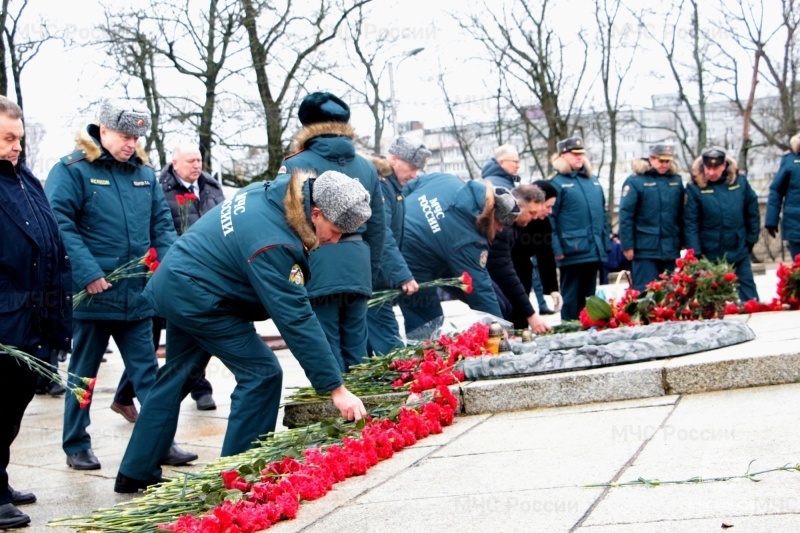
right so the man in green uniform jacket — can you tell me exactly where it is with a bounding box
[114,169,370,492]
[685,147,760,302]
[45,101,195,471]
[281,92,391,372]
[550,137,610,321]
[618,144,684,291]
[765,133,800,259]
[366,136,428,355]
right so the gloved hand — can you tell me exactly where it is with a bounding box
[765,226,778,239]
[550,291,563,313]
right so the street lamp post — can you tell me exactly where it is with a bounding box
[389,47,425,137]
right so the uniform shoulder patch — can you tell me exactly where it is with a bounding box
[289,264,305,286]
[60,150,87,166]
[622,185,630,197]
[479,250,488,268]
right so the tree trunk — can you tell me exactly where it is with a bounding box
[241,0,283,179]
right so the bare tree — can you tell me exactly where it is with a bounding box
[462,0,589,176]
[2,0,60,159]
[713,0,800,155]
[631,0,710,163]
[595,0,641,222]
[437,72,482,180]
[96,7,167,166]
[240,0,374,180]
[0,1,8,96]
[155,0,243,171]
[326,4,396,154]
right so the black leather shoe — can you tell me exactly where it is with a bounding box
[113,472,165,494]
[66,449,101,470]
[46,382,67,397]
[194,394,217,411]
[0,503,30,528]
[539,308,555,315]
[8,486,35,506]
[159,445,198,466]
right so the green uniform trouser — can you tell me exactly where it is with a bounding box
[312,293,369,372]
[118,315,282,482]
[63,319,158,455]
[366,298,404,356]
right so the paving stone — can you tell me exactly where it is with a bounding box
[297,486,601,533]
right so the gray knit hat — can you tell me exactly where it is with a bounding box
[493,186,520,226]
[98,100,151,137]
[312,171,372,233]
[388,136,431,170]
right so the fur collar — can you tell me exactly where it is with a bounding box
[75,123,149,164]
[289,122,356,153]
[370,155,393,177]
[550,153,593,176]
[791,133,800,154]
[631,158,679,176]
[284,168,319,251]
[690,155,738,188]
[476,182,497,242]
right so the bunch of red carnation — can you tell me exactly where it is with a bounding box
[389,323,489,391]
[776,254,800,310]
[159,386,459,533]
[143,247,159,273]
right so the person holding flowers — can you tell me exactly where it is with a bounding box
[685,147,760,302]
[398,173,514,337]
[45,100,197,471]
[0,96,72,529]
[365,136,429,356]
[115,169,370,493]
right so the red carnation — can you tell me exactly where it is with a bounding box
[176,194,186,206]
[723,272,737,282]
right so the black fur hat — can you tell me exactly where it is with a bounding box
[298,92,351,126]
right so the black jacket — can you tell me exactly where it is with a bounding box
[0,160,72,354]
[487,224,535,320]
[511,217,558,295]
[159,164,225,235]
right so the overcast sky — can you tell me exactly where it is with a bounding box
[13,0,782,176]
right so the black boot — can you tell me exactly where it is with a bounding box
[0,503,30,528]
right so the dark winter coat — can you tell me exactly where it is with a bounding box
[0,160,72,354]
[402,172,502,317]
[549,156,610,267]
[618,159,684,261]
[684,156,760,264]
[511,218,559,295]
[481,158,520,189]
[45,124,176,321]
[765,135,800,243]
[487,224,535,318]
[159,164,225,235]
[281,122,386,299]
[143,170,343,394]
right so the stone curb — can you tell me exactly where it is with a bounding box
[283,311,800,425]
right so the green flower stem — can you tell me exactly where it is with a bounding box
[49,402,410,532]
[583,461,800,488]
[0,343,93,400]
